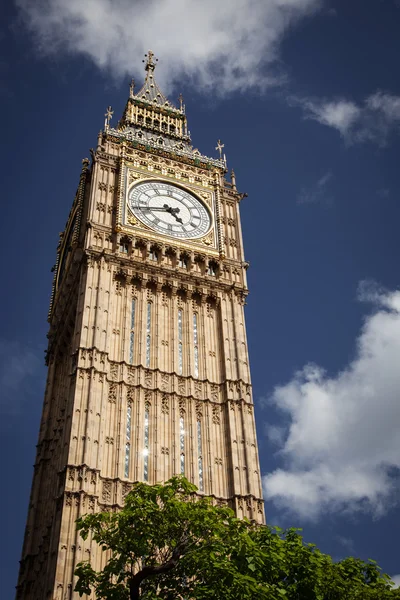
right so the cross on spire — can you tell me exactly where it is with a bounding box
[104,106,114,130]
[216,139,224,159]
[129,78,135,99]
[143,50,158,73]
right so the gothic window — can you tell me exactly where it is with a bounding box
[143,407,149,481]
[119,240,129,254]
[207,261,217,276]
[197,420,204,491]
[178,309,183,375]
[137,115,143,125]
[162,121,167,132]
[170,124,176,134]
[146,117,152,127]
[193,313,199,378]
[129,299,136,364]
[179,255,188,269]
[149,248,158,262]
[124,403,132,477]
[146,303,151,367]
[180,415,185,474]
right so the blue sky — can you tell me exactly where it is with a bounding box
[2,0,400,595]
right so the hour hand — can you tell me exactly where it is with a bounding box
[169,206,182,223]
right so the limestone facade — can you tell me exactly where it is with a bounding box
[16,54,264,600]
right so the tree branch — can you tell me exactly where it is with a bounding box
[129,540,189,600]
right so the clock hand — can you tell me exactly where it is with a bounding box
[137,204,184,224]
[137,206,171,211]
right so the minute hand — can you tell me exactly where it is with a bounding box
[137,207,171,211]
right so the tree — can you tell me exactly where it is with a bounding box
[75,476,400,599]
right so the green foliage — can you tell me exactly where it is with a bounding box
[75,476,400,599]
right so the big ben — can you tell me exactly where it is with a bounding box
[16,52,264,600]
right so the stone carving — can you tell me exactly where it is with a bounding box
[108,383,117,403]
[161,394,169,414]
[178,398,186,415]
[178,378,185,395]
[109,363,118,380]
[195,401,202,418]
[102,481,112,503]
[122,483,132,499]
[212,405,221,425]
[144,370,152,387]
[210,384,218,401]
[77,466,87,482]
[127,366,135,384]
[160,373,169,391]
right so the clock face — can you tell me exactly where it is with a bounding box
[128,180,211,239]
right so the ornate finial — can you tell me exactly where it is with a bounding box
[230,169,236,189]
[143,50,158,74]
[216,139,224,160]
[82,157,90,170]
[104,105,113,130]
[178,93,184,112]
[129,78,135,99]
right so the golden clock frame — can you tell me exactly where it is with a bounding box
[115,144,226,258]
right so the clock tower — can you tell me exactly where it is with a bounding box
[16,52,264,600]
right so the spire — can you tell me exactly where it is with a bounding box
[133,50,175,109]
[116,51,189,140]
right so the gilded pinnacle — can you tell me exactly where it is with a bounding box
[143,50,158,73]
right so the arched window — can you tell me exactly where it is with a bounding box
[197,420,204,491]
[146,302,152,367]
[149,248,158,262]
[178,309,183,375]
[179,254,188,269]
[207,261,217,276]
[193,313,199,378]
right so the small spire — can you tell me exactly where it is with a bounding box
[231,169,236,189]
[143,50,158,75]
[216,139,224,160]
[178,93,184,112]
[104,105,113,130]
[129,78,135,99]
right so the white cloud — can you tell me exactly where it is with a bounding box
[15,0,322,94]
[297,170,333,205]
[298,99,360,136]
[390,575,400,588]
[263,282,400,520]
[294,91,400,145]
